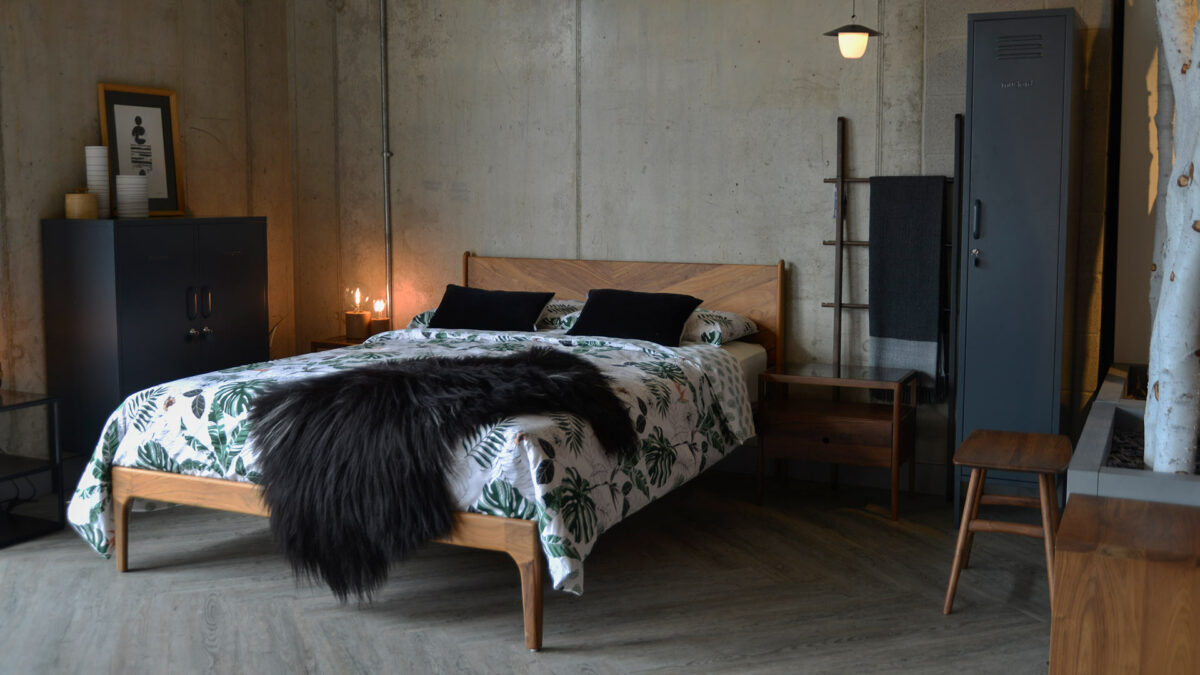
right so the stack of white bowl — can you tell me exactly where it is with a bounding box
[84,146,110,218]
[115,174,149,218]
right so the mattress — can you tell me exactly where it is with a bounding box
[721,340,767,404]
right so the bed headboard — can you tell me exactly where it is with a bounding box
[463,252,785,367]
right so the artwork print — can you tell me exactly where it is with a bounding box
[112,104,169,199]
[97,83,186,215]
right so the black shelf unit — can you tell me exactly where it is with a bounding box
[0,390,63,549]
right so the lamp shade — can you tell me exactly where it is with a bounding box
[823,23,882,59]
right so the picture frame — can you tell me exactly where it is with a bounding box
[97,83,186,216]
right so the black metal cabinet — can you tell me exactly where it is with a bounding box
[43,217,268,475]
[955,10,1082,504]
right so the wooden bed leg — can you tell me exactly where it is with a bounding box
[513,549,544,651]
[504,522,544,651]
[113,474,134,572]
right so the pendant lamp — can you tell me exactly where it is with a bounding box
[823,0,882,59]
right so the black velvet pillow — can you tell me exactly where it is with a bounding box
[427,284,554,332]
[567,289,702,347]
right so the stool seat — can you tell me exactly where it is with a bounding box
[954,429,1072,474]
[943,429,1073,615]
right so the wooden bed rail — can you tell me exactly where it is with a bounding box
[110,466,545,650]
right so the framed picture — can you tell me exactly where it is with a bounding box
[97,83,186,216]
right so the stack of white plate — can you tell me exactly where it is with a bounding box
[115,174,148,218]
[84,146,110,218]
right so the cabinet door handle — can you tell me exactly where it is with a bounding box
[186,327,200,341]
[186,287,199,320]
[202,326,214,339]
[971,200,982,239]
[201,286,212,318]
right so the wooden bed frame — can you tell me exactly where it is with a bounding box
[111,252,785,651]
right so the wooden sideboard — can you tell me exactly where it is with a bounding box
[1050,495,1200,674]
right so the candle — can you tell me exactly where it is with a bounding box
[368,299,390,335]
[345,287,371,339]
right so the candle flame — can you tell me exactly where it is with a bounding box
[373,299,386,314]
[354,288,361,309]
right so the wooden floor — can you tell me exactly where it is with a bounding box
[0,474,1053,673]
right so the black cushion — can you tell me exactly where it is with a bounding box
[427,285,554,332]
[567,289,702,347]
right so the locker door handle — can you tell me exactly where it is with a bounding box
[971,200,981,239]
[186,287,199,320]
[201,286,212,318]
[970,248,982,267]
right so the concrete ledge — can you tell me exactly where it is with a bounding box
[1067,364,1200,507]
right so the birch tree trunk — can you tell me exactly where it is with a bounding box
[1147,0,1200,473]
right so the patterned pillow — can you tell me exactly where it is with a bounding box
[407,309,435,329]
[681,309,758,345]
[537,300,585,331]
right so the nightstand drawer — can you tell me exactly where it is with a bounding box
[759,398,903,448]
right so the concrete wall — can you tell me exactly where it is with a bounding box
[0,0,296,404]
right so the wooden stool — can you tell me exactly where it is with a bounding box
[943,429,1072,614]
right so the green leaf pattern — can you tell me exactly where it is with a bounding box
[66,327,753,596]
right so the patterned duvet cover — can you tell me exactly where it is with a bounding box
[67,328,754,594]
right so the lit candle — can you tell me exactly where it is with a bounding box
[344,287,371,339]
[368,299,391,336]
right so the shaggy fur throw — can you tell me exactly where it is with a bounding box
[248,346,636,601]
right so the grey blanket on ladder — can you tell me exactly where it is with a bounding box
[867,176,946,394]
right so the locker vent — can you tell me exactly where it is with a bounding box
[996,34,1043,60]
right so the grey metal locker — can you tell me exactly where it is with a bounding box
[954,9,1082,505]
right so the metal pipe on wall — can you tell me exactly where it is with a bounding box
[379,0,394,324]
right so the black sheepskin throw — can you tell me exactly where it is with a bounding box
[248,346,636,601]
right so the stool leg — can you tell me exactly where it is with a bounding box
[1038,473,1056,605]
[944,467,982,614]
[961,468,986,569]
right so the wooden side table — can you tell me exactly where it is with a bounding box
[311,335,365,352]
[757,364,918,520]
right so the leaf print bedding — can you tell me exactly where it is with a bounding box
[67,328,755,594]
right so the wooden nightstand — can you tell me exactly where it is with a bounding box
[757,364,918,520]
[310,335,365,352]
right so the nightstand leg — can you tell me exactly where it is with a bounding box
[909,454,917,496]
[756,438,765,504]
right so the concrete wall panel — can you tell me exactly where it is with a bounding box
[289,0,343,351]
[336,0,387,319]
[246,0,297,358]
[388,0,578,321]
[579,0,882,365]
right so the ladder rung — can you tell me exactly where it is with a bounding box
[821,302,869,310]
